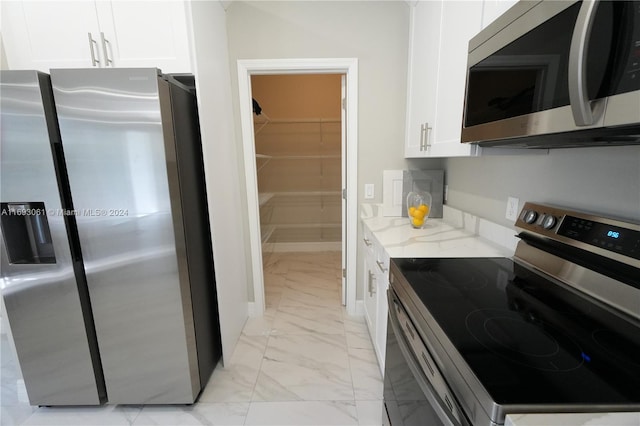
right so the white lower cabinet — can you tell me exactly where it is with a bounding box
[361,222,389,373]
[373,244,389,373]
[362,228,378,348]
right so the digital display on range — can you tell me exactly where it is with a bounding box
[606,230,621,239]
[557,216,640,260]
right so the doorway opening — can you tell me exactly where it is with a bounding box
[253,74,342,252]
[237,58,358,317]
[252,74,343,311]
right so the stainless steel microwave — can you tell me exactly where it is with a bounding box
[461,0,640,148]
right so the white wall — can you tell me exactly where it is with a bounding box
[188,0,248,363]
[226,1,417,301]
[443,145,640,228]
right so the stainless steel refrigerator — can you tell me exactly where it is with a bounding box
[0,68,221,405]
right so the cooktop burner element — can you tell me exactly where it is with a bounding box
[466,309,584,372]
[418,263,487,290]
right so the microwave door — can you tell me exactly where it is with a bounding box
[461,0,639,147]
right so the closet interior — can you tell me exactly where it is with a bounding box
[252,74,342,255]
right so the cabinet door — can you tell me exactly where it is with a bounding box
[1,1,102,71]
[373,244,389,373]
[363,251,378,345]
[95,1,192,73]
[405,1,442,158]
[429,1,483,157]
[375,271,388,374]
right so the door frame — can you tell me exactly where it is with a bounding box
[237,58,358,317]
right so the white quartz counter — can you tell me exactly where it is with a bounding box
[361,204,517,258]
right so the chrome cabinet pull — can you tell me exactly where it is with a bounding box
[368,271,376,296]
[363,238,372,247]
[376,260,387,273]
[88,33,100,66]
[420,122,432,151]
[100,32,114,66]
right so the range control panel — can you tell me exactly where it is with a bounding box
[515,202,640,263]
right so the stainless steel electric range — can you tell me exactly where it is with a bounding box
[384,202,640,426]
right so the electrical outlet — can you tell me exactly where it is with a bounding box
[364,184,375,200]
[505,196,520,221]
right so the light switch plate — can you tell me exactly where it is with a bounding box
[364,183,375,200]
[506,196,520,221]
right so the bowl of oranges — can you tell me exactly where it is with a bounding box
[407,191,432,229]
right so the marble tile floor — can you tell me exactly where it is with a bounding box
[1,251,384,426]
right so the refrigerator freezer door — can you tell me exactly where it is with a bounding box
[0,71,104,405]
[50,68,200,404]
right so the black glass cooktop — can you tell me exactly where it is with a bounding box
[392,257,640,406]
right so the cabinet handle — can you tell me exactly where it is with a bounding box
[569,0,603,126]
[420,122,432,151]
[368,271,376,296]
[100,32,114,67]
[376,260,387,273]
[88,33,100,66]
[363,238,372,247]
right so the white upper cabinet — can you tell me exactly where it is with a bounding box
[405,0,483,158]
[94,2,192,72]
[1,1,102,70]
[405,0,442,158]
[1,1,192,73]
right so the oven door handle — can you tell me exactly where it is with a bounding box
[388,293,465,426]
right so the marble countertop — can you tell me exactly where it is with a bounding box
[361,204,640,426]
[361,204,516,258]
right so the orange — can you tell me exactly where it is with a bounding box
[412,209,426,220]
[418,204,429,214]
[412,217,424,227]
[408,206,417,217]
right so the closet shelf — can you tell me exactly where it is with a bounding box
[262,191,341,198]
[269,223,341,229]
[261,225,276,243]
[258,192,274,206]
[254,118,340,124]
[255,153,272,172]
[263,154,341,160]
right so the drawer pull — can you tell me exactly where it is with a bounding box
[363,238,372,247]
[376,260,388,273]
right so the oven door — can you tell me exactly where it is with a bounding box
[383,288,469,426]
